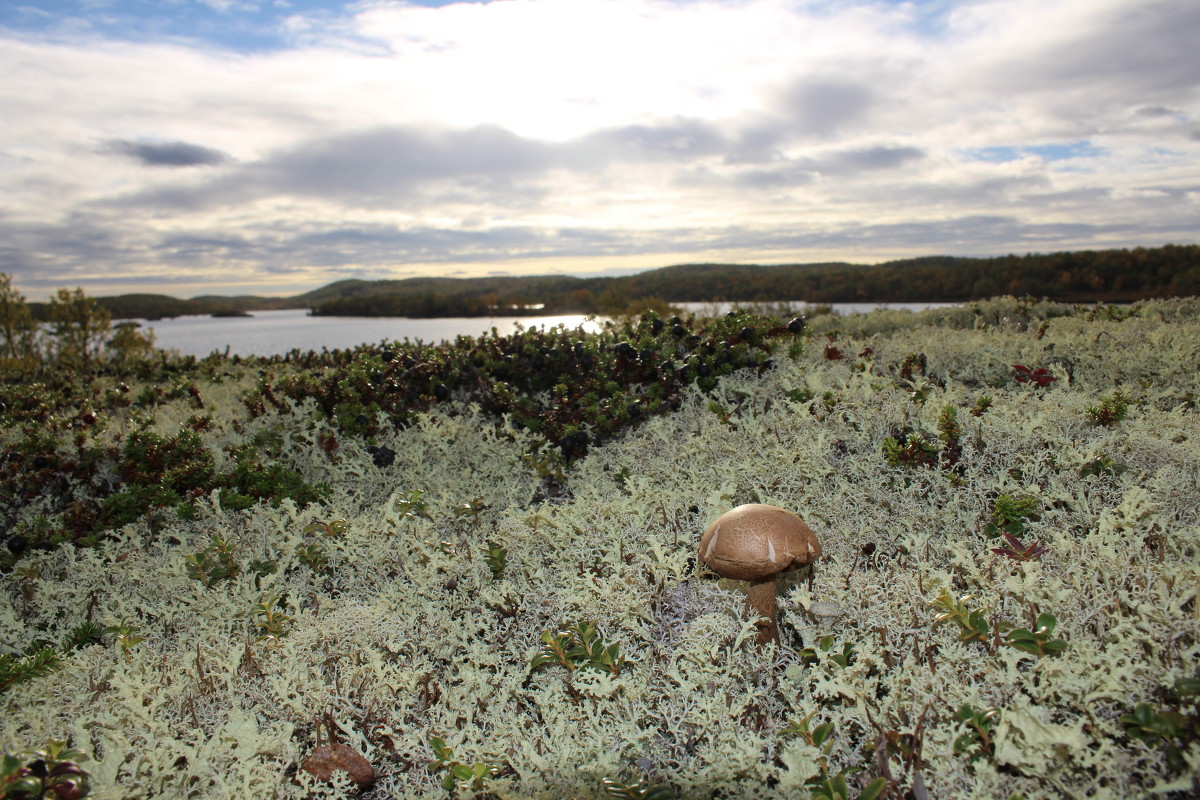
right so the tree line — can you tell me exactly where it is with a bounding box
[3,244,1197,330]
[305,244,1200,317]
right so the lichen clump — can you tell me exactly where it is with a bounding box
[1,296,1199,799]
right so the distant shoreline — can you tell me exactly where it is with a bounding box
[26,243,1195,321]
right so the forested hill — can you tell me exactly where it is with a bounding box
[305,244,1200,317]
[28,293,296,321]
[54,244,1200,320]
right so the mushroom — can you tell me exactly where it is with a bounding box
[697,503,821,645]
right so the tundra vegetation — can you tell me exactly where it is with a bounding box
[1,278,1198,799]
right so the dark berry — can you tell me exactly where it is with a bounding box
[740,326,754,339]
[650,318,664,335]
[32,455,48,469]
[32,540,53,552]
[434,384,450,401]
[559,434,577,457]
[788,317,805,333]
[381,349,394,362]
[671,324,686,338]
[6,535,27,555]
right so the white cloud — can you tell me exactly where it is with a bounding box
[0,0,1197,298]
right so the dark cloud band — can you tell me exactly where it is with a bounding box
[103,139,232,168]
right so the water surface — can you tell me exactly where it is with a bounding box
[139,302,957,358]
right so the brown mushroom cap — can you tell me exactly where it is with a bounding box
[697,503,821,581]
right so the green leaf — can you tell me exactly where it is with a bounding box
[429,736,451,761]
[859,777,889,800]
[576,621,597,648]
[529,653,558,670]
[10,776,45,795]
[811,722,834,748]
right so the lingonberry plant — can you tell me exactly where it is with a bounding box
[952,704,1000,764]
[185,534,239,588]
[426,736,501,793]
[1003,613,1067,658]
[530,621,626,677]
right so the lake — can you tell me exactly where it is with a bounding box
[136,302,957,358]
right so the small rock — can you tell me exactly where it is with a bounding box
[300,743,374,788]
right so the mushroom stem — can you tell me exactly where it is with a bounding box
[745,577,779,645]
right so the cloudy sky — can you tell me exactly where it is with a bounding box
[1,0,1197,300]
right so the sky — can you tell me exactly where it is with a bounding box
[1,0,1197,300]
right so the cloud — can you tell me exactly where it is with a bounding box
[116,118,735,211]
[103,139,232,167]
[778,79,875,139]
[574,119,730,165]
[944,0,1200,102]
[1135,105,1182,118]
